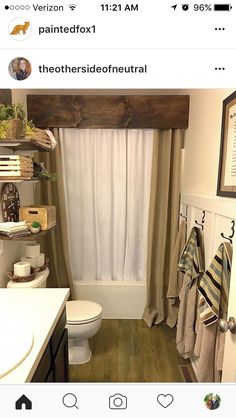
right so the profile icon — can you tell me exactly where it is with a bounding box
[8,57,32,81]
[9,18,31,40]
[204,393,221,410]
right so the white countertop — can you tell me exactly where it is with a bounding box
[0,288,70,383]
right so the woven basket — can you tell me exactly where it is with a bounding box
[5,259,49,283]
[5,119,23,139]
[33,258,49,274]
[5,270,36,283]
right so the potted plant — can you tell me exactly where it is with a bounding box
[33,162,57,181]
[0,120,9,140]
[24,119,35,137]
[0,105,10,139]
[30,221,41,234]
[0,103,26,140]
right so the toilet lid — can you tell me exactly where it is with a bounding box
[66,300,102,324]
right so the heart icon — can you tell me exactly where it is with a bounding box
[157,394,174,408]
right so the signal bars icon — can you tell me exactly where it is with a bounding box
[68,4,77,11]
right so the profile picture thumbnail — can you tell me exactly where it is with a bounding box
[9,18,31,40]
[204,393,221,410]
[8,57,32,81]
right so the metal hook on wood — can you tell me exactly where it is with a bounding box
[195,210,206,230]
[221,220,235,244]
[180,213,187,221]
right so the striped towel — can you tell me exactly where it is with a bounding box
[198,242,232,326]
[178,226,205,285]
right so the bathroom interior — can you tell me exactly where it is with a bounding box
[1,88,236,384]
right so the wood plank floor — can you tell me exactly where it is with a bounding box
[69,319,196,383]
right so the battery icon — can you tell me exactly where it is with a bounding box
[214,4,232,10]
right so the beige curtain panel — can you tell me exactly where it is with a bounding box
[166,219,187,328]
[143,129,184,328]
[34,128,74,298]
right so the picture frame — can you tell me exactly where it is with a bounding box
[217,91,236,197]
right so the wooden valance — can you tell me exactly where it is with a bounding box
[0,90,12,105]
[27,95,189,129]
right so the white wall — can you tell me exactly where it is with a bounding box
[182,89,235,197]
[180,89,236,380]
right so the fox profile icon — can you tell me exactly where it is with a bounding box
[10,21,30,35]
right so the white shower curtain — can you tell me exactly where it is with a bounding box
[60,129,153,281]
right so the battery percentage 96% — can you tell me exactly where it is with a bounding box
[194,4,212,11]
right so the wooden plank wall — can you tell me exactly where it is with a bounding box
[27,95,190,129]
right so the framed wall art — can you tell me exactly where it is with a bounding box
[217,91,236,197]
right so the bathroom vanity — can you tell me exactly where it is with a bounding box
[0,288,70,383]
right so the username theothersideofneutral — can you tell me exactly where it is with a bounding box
[38,64,148,74]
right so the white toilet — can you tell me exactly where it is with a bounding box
[66,300,102,364]
[7,269,103,365]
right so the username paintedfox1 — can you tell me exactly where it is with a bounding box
[38,25,96,35]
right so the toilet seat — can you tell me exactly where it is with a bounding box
[66,300,102,325]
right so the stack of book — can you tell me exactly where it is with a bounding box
[0,221,30,238]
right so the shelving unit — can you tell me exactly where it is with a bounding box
[0,177,40,183]
[0,136,54,241]
[0,227,56,241]
[0,138,52,152]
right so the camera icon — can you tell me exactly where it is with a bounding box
[182,4,189,11]
[109,393,127,410]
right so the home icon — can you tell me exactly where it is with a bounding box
[15,394,32,410]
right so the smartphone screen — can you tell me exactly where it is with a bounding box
[0,1,235,416]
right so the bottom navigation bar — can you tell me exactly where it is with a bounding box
[0,383,233,417]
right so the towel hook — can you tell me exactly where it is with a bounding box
[221,220,235,244]
[180,205,188,221]
[195,210,206,230]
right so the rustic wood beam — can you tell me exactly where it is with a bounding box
[0,90,12,105]
[27,95,189,129]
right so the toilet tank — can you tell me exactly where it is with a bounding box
[7,268,49,288]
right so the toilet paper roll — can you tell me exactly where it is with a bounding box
[25,243,40,258]
[37,253,45,268]
[21,256,38,269]
[14,262,31,277]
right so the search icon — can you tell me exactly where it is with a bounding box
[62,393,78,409]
